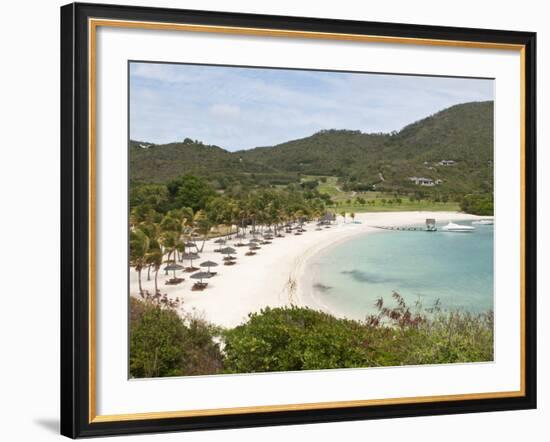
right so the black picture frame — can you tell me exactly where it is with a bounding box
[61,2,537,438]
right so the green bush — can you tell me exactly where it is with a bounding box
[129,297,223,378]
[223,306,372,373]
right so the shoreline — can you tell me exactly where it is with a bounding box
[295,211,492,321]
[129,211,491,328]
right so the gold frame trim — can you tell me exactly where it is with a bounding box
[88,18,527,424]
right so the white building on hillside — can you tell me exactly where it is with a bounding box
[409,177,435,186]
[438,160,456,166]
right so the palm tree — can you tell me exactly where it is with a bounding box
[237,200,250,238]
[139,221,159,281]
[193,209,211,252]
[130,229,149,295]
[340,210,347,223]
[159,212,184,268]
[294,209,305,226]
[146,243,163,294]
[226,199,239,236]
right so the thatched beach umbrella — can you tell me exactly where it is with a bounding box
[213,238,226,251]
[200,260,218,274]
[181,252,200,271]
[220,247,237,259]
[163,262,184,277]
[219,246,237,263]
[190,271,213,290]
[164,263,184,271]
[190,271,214,283]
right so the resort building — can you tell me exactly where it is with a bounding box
[409,176,435,186]
[438,160,456,166]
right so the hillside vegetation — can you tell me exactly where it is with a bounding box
[130,101,493,213]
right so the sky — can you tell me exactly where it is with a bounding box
[129,62,494,151]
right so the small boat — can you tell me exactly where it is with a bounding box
[472,219,494,225]
[441,221,475,232]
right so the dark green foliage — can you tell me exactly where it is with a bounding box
[129,183,170,213]
[129,298,187,377]
[129,295,493,378]
[460,193,494,215]
[223,307,372,373]
[129,297,224,378]
[168,175,217,212]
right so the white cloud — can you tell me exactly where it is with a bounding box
[208,103,241,119]
[130,62,494,150]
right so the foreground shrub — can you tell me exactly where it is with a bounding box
[129,296,223,378]
[223,306,372,373]
[365,294,494,366]
[129,292,493,377]
[223,294,493,374]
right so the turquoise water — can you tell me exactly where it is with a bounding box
[309,222,494,319]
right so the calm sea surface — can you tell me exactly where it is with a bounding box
[308,222,494,319]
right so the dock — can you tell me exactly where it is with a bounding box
[373,225,433,232]
[373,218,438,232]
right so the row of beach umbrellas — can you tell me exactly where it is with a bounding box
[164,259,219,285]
[163,222,311,285]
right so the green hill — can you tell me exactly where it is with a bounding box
[237,130,387,178]
[130,101,493,196]
[129,138,292,187]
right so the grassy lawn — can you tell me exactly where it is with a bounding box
[315,176,342,196]
[300,175,460,213]
[330,201,460,213]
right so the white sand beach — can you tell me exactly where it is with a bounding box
[129,211,491,328]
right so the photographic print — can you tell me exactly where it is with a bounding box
[128,62,495,379]
[61,5,536,436]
